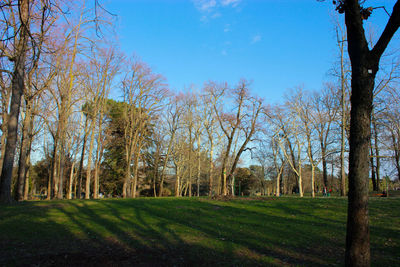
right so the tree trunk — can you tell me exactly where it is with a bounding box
[77,116,89,199]
[49,128,59,200]
[122,167,131,198]
[222,167,227,196]
[159,133,174,197]
[340,26,348,197]
[392,132,400,183]
[345,11,374,266]
[373,117,380,191]
[297,148,303,197]
[57,148,65,199]
[132,153,140,198]
[23,163,30,200]
[153,145,160,197]
[321,144,328,188]
[175,164,180,197]
[276,167,281,197]
[93,161,99,199]
[208,140,214,196]
[188,128,192,197]
[0,86,10,177]
[370,140,377,191]
[345,68,374,267]
[85,119,96,199]
[344,1,400,264]
[16,100,32,200]
[197,135,201,197]
[68,162,75,199]
[0,0,29,203]
[311,165,315,198]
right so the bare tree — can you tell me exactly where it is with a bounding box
[0,0,31,203]
[158,95,182,197]
[121,58,166,198]
[209,80,263,196]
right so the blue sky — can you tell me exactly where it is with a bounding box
[104,0,399,104]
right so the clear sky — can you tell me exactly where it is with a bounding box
[104,0,399,104]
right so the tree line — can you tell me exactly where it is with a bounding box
[1,0,400,204]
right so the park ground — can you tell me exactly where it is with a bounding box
[1,194,399,266]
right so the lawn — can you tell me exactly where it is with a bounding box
[0,196,399,266]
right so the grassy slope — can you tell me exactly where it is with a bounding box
[0,197,399,266]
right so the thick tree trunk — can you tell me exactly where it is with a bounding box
[345,69,374,267]
[0,70,24,203]
[344,5,376,261]
[341,1,400,264]
[0,0,29,203]
[122,167,131,198]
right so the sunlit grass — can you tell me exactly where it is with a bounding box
[1,197,399,266]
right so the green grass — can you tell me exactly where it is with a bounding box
[1,197,399,266]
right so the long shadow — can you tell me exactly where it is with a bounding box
[129,198,345,266]
[1,197,398,266]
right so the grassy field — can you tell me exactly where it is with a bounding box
[1,196,399,266]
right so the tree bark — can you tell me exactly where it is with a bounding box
[0,0,29,203]
[344,1,400,266]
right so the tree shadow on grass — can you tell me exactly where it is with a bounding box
[2,198,398,266]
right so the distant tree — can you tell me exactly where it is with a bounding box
[208,80,264,196]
